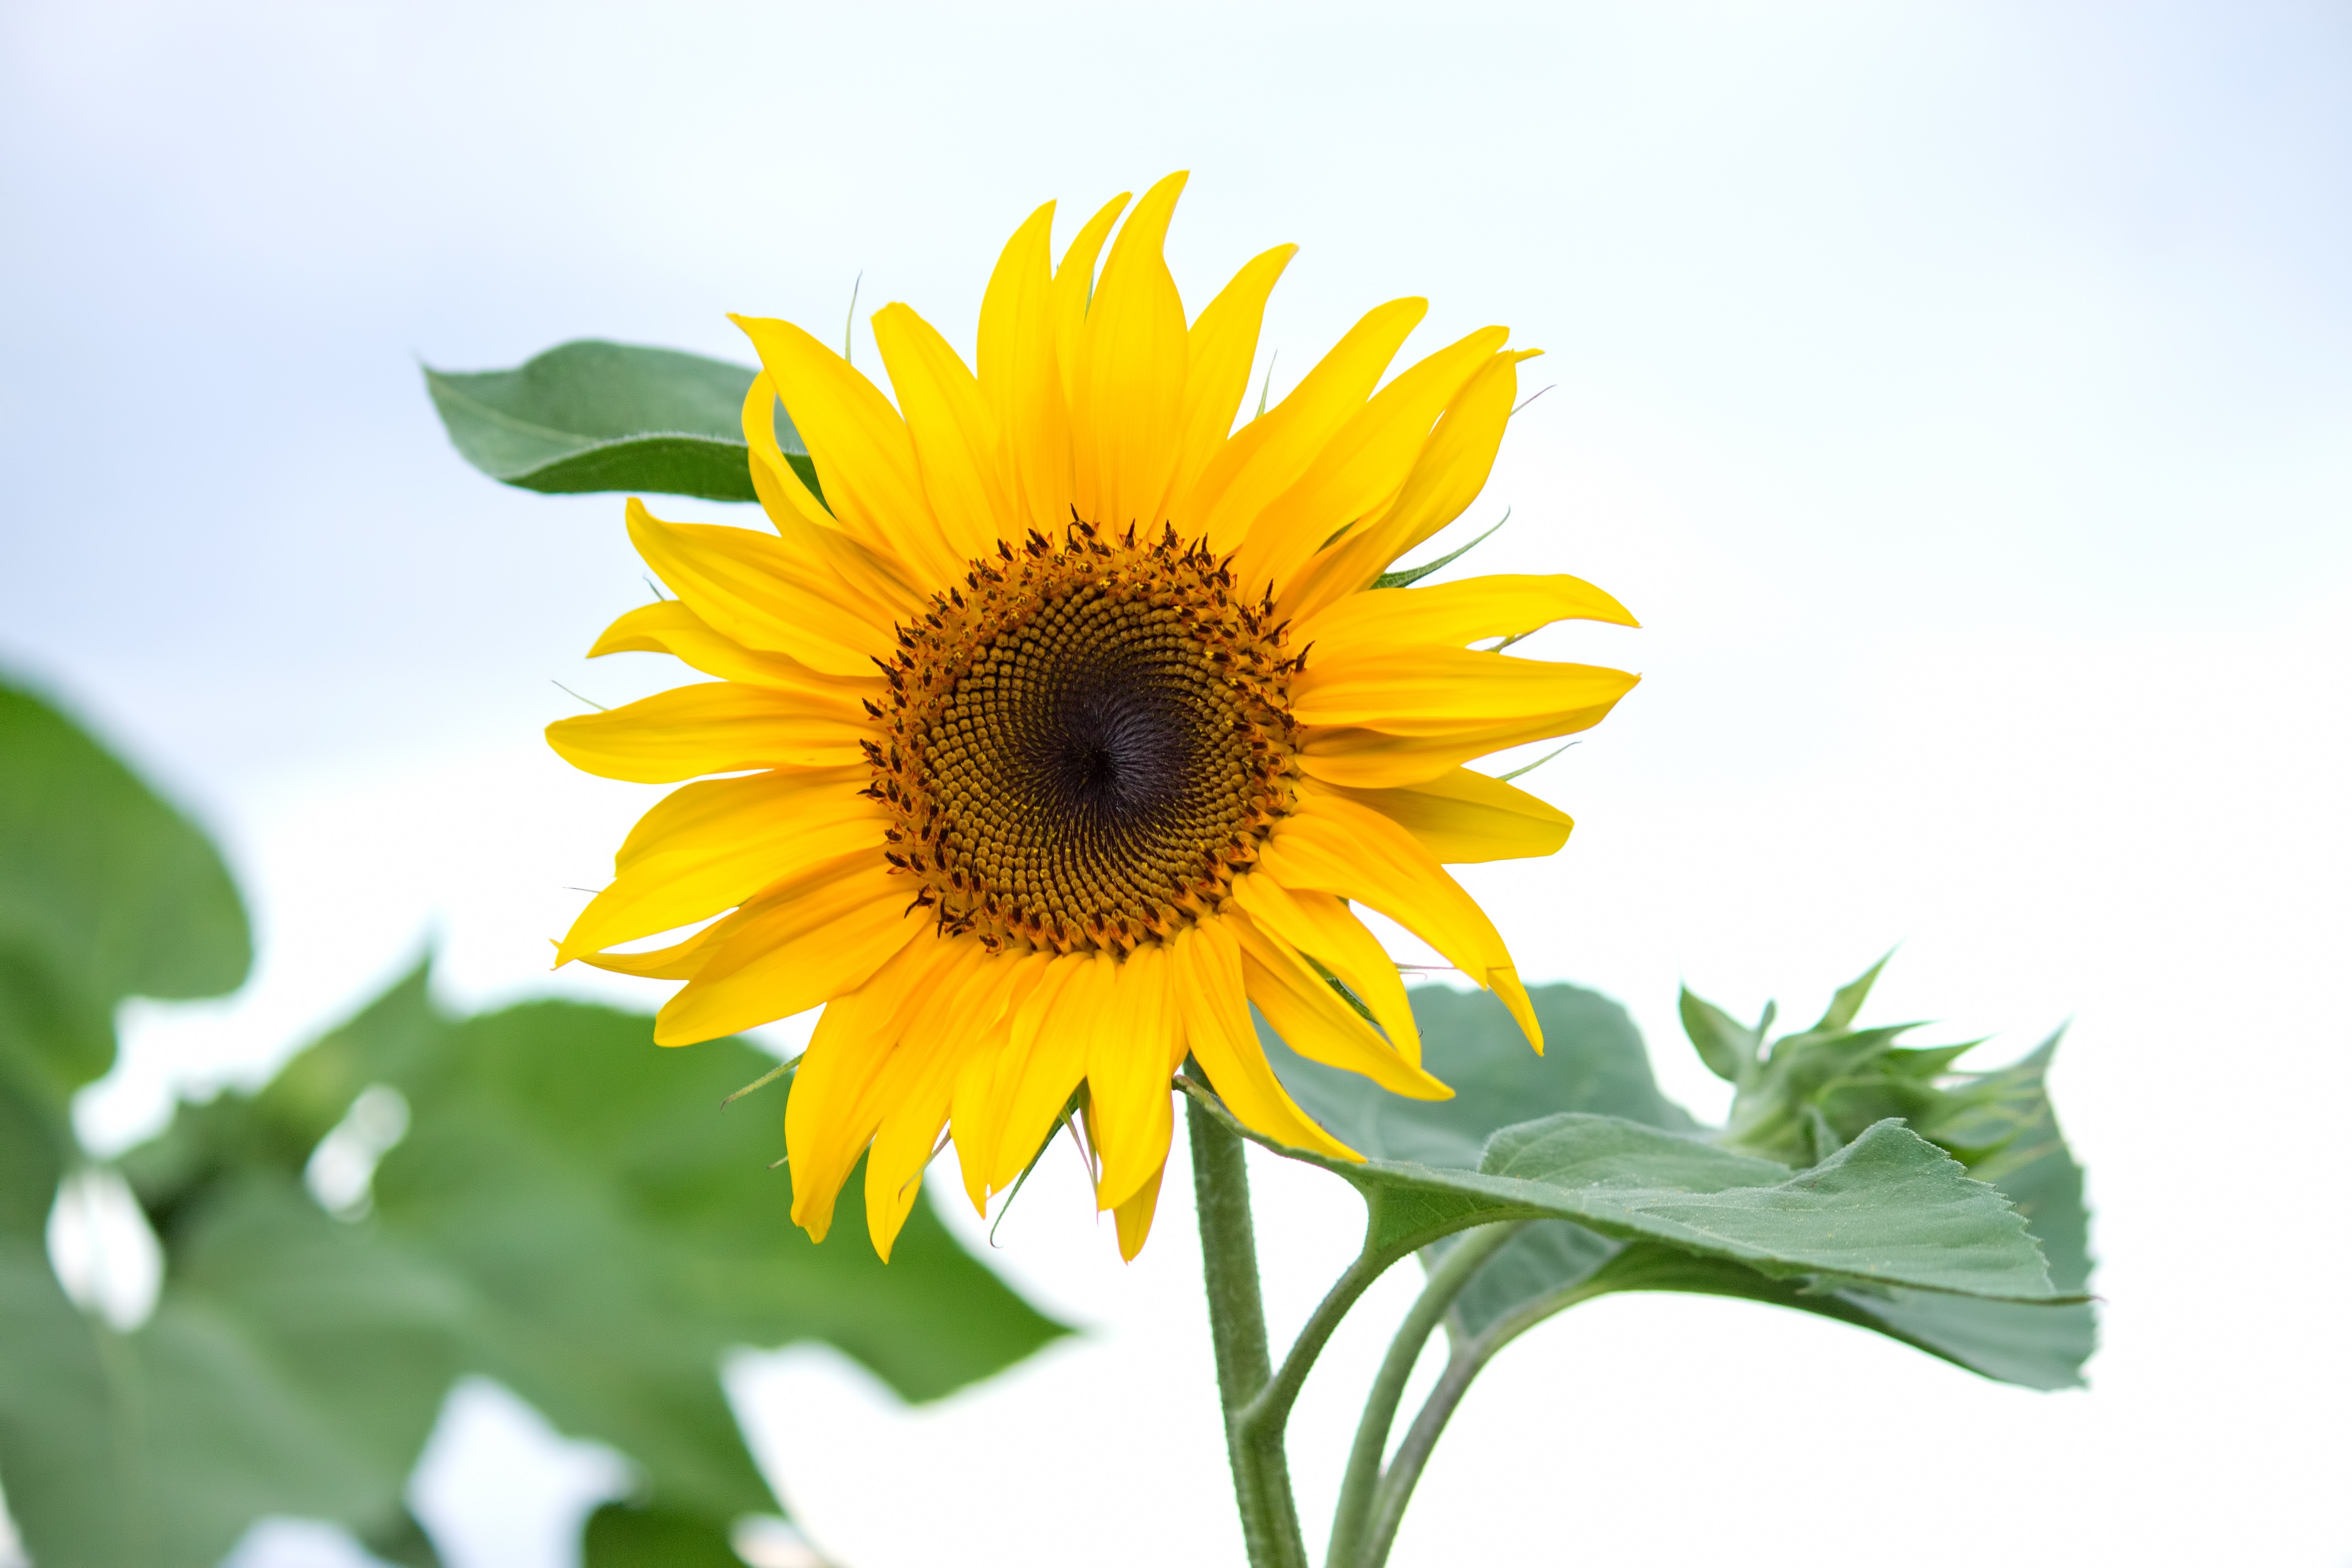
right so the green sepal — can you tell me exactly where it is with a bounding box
[1369,512,1506,590]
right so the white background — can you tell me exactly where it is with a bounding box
[4,2,2348,1564]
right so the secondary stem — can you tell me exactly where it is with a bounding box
[1186,1092,1307,1568]
[1362,1280,1611,1568]
[1324,1223,1524,1568]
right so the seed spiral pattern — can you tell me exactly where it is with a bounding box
[862,521,1302,956]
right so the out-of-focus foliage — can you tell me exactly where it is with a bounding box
[1260,974,2096,1389]
[0,683,251,1214]
[0,677,1065,1568]
[423,340,821,504]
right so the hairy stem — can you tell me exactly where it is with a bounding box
[1235,1243,1390,1447]
[1187,1093,1306,1568]
[1363,1281,1610,1567]
[1325,1223,1525,1568]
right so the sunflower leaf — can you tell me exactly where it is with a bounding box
[0,678,251,1189]
[0,685,1064,1568]
[1254,979,2095,1387]
[584,1501,760,1567]
[423,339,823,504]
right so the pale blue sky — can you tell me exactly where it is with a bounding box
[4,4,2348,1566]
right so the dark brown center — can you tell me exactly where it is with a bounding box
[865,523,1300,955]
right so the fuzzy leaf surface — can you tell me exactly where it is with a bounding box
[423,339,819,503]
[1260,981,2092,1386]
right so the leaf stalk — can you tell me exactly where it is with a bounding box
[1325,1222,1525,1568]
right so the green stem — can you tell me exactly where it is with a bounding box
[1361,1280,1610,1568]
[1325,1223,1524,1568]
[1236,1245,1389,1447]
[1362,1348,1482,1568]
[1186,1092,1306,1568]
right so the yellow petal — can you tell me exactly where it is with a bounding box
[741,373,924,623]
[1072,171,1190,532]
[546,683,870,782]
[627,500,894,676]
[575,921,729,981]
[1313,768,1572,864]
[1259,793,1540,1050]
[1169,243,1297,512]
[1229,325,1510,600]
[1052,192,1132,411]
[1230,909,1452,1101]
[986,951,1114,1193]
[589,599,884,705]
[741,369,840,530]
[1279,350,1537,624]
[785,935,965,1240]
[654,852,926,1045]
[1086,940,1181,1212]
[556,769,884,963]
[1174,297,1427,550]
[947,951,1057,1212]
[1298,574,1638,662]
[1226,873,1422,1064]
[1293,648,1641,733]
[1173,922,1359,1162]
[862,940,1010,1259]
[733,313,966,587]
[872,302,1012,563]
[1298,711,1627,790]
[1112,1163,1165,1261]
[977,201,1074,536]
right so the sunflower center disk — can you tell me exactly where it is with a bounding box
[867,525,1302,956]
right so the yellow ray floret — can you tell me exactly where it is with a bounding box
[550,176,1640,1260]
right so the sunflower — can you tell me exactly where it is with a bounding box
[548,173,1640,1261]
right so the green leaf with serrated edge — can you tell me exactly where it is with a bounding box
[1368,512,1506,591]
[1259,983,1698,1170]
[1205,1094,2061,1300]
[1257,981,2092,1387]
[423,340,823,504]
[1454,1241,2094,1391]
[1713,965,2094,1299]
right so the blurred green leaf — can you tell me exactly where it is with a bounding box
[0,1173,461,1568]
[357,987,1068,1527]
[0,678,249,1201]
[113,967,1073,1555]
[584,1502,752,1567]
[0,689,1063,1567]
[423,340,821,504]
